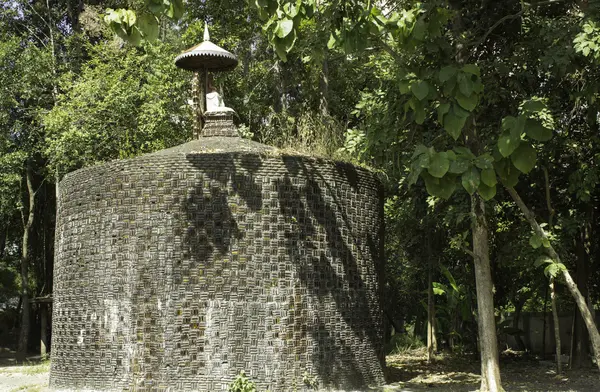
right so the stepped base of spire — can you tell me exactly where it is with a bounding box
[201,111,239,137]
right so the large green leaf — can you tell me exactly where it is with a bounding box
[170,0,184,19]
[448,158,470,174]
[478,183,496,200]
[461,167,480,195]
[275,18,294,38]
[525,119,553,141]
[456,91,477,111]
[138,13,159,41]
[407,161,424,186]
[511,142,537,173]
[474,153,493,169]
[501,116,517,132]
[411,80,430,101]
[439,66,457,83]
[498,130,520,157]
[534,255,553,267]
[529,234,542,249]
[458,74,474,96]
[454,146,476,159]
[462,64,480,76]
[437,103,450,124]
[494,158,521,187]
[411,144,429,159]
[422,172,457,200]
[521,99,546,113]
[443,107,467,140]
[480,168,497,186]
[427,152,450,178]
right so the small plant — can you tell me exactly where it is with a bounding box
[229,371,266,392]
[302,371,319,389]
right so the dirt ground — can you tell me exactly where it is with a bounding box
[383,348,599,392]
[0,348,597,392]
[0,350,49,392]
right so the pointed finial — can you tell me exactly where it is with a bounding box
[204,23,210,42]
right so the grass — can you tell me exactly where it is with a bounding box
[10,385,44,392]
[21,359,50,375]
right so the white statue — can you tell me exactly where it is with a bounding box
[206,76,234,113]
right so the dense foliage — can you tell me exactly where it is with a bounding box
[2,0,600,389]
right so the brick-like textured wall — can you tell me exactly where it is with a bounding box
[50,141,385,391]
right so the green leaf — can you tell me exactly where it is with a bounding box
[521,99,546,113]
[411,80,430,101]
[443,108,467,140]
[529,234,542,249]
[170,0,184,19]
[433,287,446,295]
[274,41,288,61]
[412,18,427,40]
[534,255,553,267]
[411,144,429,159]
[327,33,337,49]
[478,183,496,200]
[437,103,450,124]
[408,161,424,186]
[439,66,457,83]
[138,13,159,41]
[480,168,497,187]
[544,262,565,278]
[498,131,520,157]
[501,116,517,132]
[454,146,476,159]
[525,119,553,141]
[512,115,526,139]
[474,153,493,169]
[283,2,300,17]
[456,91,477,112]
[275,18,294,38]
[410,98,426,124]
[448,158,470,174]
[427,152,450,178]
[542,237,551,248]
[511,142,537,173]
[121,9,137,27]
[416,151,431,168]
[494,159,521,187]
[422,172,456,200]
[461,64,480,76]
[461,167,480,195]
[458,74,474,96]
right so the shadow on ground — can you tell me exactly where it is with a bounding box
[383,348,599,392]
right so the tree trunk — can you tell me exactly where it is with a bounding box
[40,305,48,359]
[319,57,329,117]
[427,258,436,362]
[506,186,600,372]
[550,277,562,375]
[571,227,591,368]
[541,278,549,359]
[17,161,36,361]
[471,193,503,392]
[512,298,526,351]
[0,225,5,259]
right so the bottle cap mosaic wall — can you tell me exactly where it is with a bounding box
[50,135,386,391]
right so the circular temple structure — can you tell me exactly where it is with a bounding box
[50,137,386,391]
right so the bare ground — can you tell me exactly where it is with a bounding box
[383,348,599,392]
[0,350,49,392]
[0,348,597,391]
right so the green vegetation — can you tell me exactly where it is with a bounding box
[3,1,600,391]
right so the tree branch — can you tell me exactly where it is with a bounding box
[468,0,569,60]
